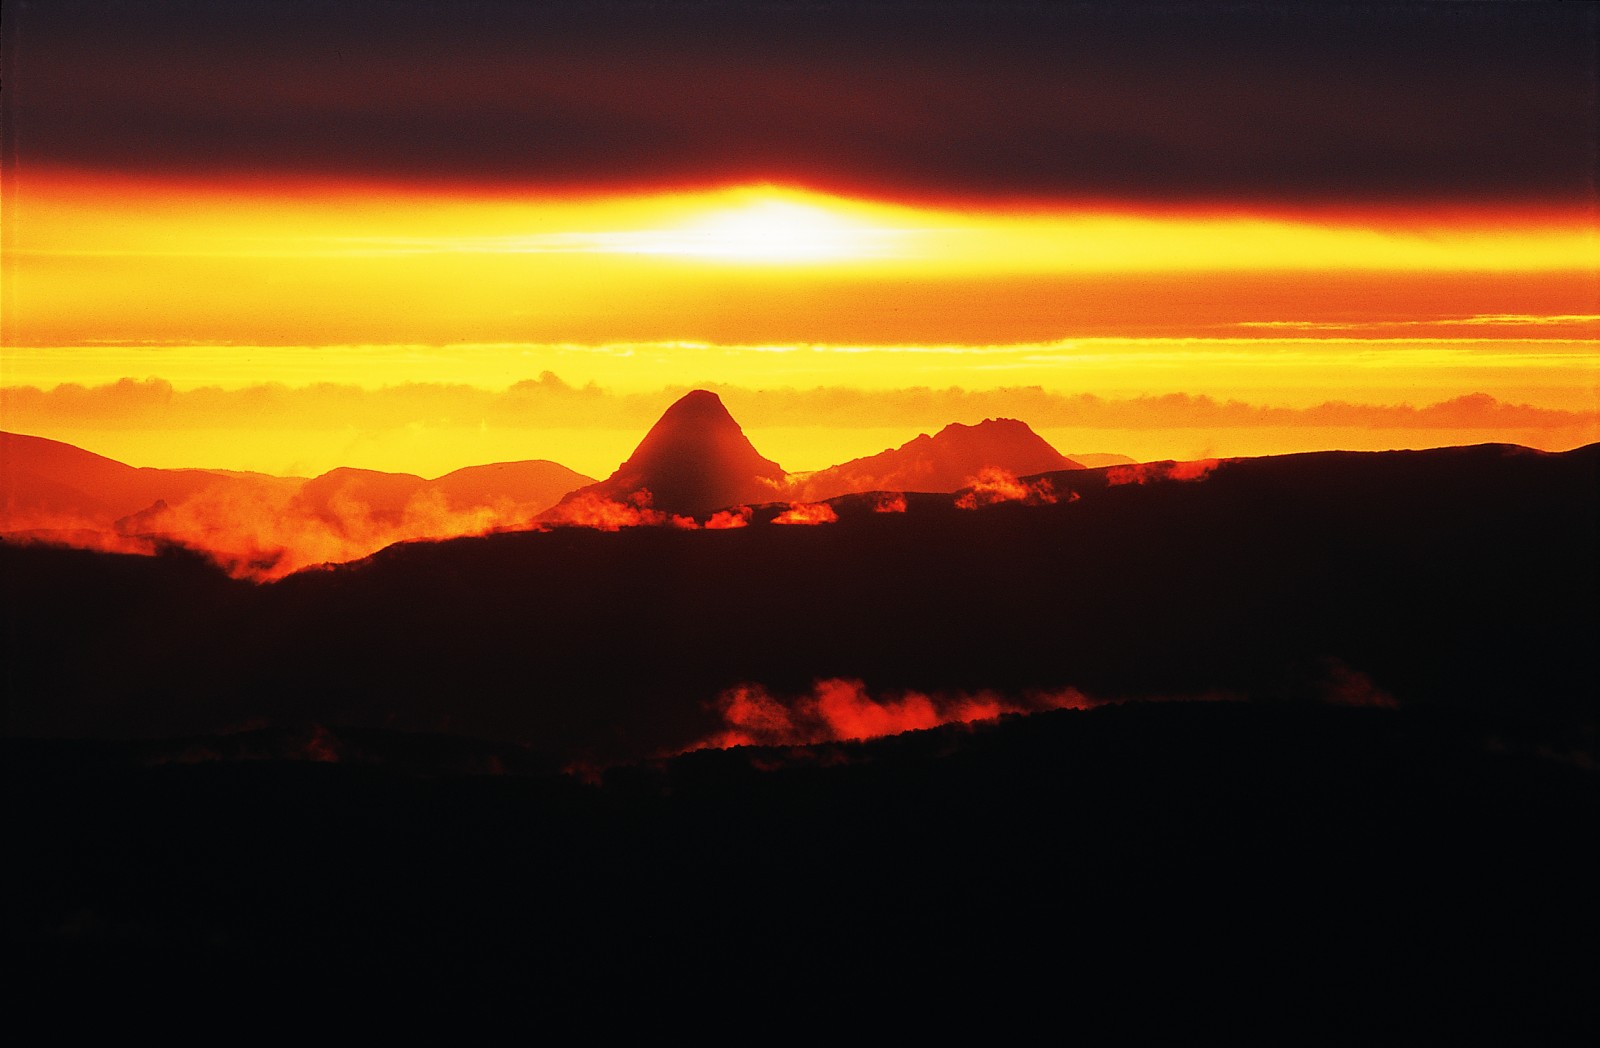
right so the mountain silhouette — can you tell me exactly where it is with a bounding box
[1,431,233,526]
[3,431,593,534]
[1067,452,1137,468]
[550,390,786,518]
[2,431,596,576]
[289,462,596,529]
[790,418,1082,501]
[427,460,593,512]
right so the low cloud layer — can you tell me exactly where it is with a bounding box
[4,377,1587,435]
[3,477,547,581]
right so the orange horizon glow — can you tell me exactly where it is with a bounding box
[2,379,1595,480]
[4,168,1595,480]
[12,172,1596,274]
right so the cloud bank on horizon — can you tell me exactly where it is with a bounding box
[3,375,1589,435]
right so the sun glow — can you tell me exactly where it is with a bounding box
[616,193,902,263]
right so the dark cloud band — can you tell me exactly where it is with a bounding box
[7,1,1597,205]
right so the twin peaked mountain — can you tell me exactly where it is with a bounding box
[556,389,1082,518]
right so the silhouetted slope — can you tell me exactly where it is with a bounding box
[7,703,1595,1037]
[0,431,230,525]
[428,459,593,512]
[6,443,1595,766]
[293,462,595,526]
[551,390,785,517]
[1067,452,1137,468]
[792,418,1081,500]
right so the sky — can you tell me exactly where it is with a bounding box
[3,0,1596,477]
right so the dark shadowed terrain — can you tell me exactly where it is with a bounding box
[5,441,1596,1032]
[6,704,1595,1036]
[6,442,1595,763]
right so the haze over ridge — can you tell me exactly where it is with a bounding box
[2,392,1096,575]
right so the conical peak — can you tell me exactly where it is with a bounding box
[627,390,770,465]
[663,389,729,416]
[637,390,742,442]
[557,389,786,517]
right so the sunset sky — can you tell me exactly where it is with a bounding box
[3,0,1596,477]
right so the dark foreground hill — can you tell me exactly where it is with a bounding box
[5,441,1596,1032]
[5,442,1595,766]
[6,702,1595,1036]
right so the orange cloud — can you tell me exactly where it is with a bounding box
[696,678,1092,749]
[954,467,1060,509]
[2,469,559,581]
[1105,458,1224,486]
[541,490,697,532]
[124,480,543,579]
[0,519,163,559]
[872,493,908,513]
[772,502,839,526]
[705,505,753,529]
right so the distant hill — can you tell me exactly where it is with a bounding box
[790,419,1082,501]
[428,459,593,512]
[1,431,233,525]
[1,430,593,576]
[1065,452,1137,468]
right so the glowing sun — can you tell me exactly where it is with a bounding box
[623,190,904,263]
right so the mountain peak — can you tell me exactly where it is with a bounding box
[789,417,1081,501]
[663,388,728,413]
[552,390,786,518]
